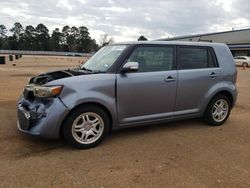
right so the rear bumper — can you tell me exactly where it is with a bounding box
[228,83,238,108]
[17,97,69,139]
[232,87,238,108]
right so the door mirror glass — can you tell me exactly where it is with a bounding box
[121,62,139,73]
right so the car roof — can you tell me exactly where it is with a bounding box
[114,40,227,48]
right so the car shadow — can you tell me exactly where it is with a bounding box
[108,118,206,140]
[10,118,206,159]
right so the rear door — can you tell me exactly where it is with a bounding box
[117,45,177,124]
[175,46,221,116]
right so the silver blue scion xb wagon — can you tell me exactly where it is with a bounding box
[17,41,237,149]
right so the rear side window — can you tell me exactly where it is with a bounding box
[178,47,217,69]
[237,57,246,60]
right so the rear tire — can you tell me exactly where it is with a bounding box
[204,94,231,126]
[62,105,110,149]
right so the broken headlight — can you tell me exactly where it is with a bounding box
[33,85,63,98]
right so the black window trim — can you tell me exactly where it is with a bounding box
[176,45,219,70]
[117,44,177,73]
[237,57,246,60]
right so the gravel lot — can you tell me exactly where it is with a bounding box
[0,56,250,188]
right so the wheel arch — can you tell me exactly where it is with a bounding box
[205,90,234,113]
[214,90,234,107]
[242,62,249,67]
[59,102,113,140]
[203,90,233,126]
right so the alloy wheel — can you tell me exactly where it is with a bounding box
[212,99,229,123]
[71,112,104,144]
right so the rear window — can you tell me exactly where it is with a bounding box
[234,57,246,60]
[178,47,218,69]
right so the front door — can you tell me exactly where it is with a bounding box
[117,45,177,125]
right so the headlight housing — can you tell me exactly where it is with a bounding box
[33,85,63,98]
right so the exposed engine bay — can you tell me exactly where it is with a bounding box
[20,69,87,100]
[22,68,98,100]
[29,68,87,85]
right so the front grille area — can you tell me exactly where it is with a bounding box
[23,86,35,100]
[17,106,31,130]
[17,104,40,130]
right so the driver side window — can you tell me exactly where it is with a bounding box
[127,46,174,72]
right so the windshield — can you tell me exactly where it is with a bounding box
[81,45,127,72]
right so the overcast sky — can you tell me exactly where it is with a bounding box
[0,0,249,43]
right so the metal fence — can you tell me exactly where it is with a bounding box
[0,50,92,57]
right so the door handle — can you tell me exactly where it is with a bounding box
[209,72,217,78]
[165,76,176,82]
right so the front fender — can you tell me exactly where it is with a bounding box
[60,91,117,125]
[49,74,118,128]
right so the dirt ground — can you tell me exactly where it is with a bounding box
[0,55,250,188]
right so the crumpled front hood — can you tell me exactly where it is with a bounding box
[29,69,88,85]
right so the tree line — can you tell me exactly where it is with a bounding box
[0,22,100,53]
[0,22,148,53]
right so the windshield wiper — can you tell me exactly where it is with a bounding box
[79,67,105,74]
[80,66,93,72]
[91,70,105,74]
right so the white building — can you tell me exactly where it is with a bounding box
[160,28,250,57]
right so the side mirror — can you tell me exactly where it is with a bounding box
[121,62,139,73]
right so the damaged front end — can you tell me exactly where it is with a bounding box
[17,97,49,131]
[16,69,82,138]
[17,95,69,138]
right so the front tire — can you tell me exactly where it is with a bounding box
[204,95,231,126]
[62,105,110,149]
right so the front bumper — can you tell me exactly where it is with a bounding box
[17,96,69,139]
